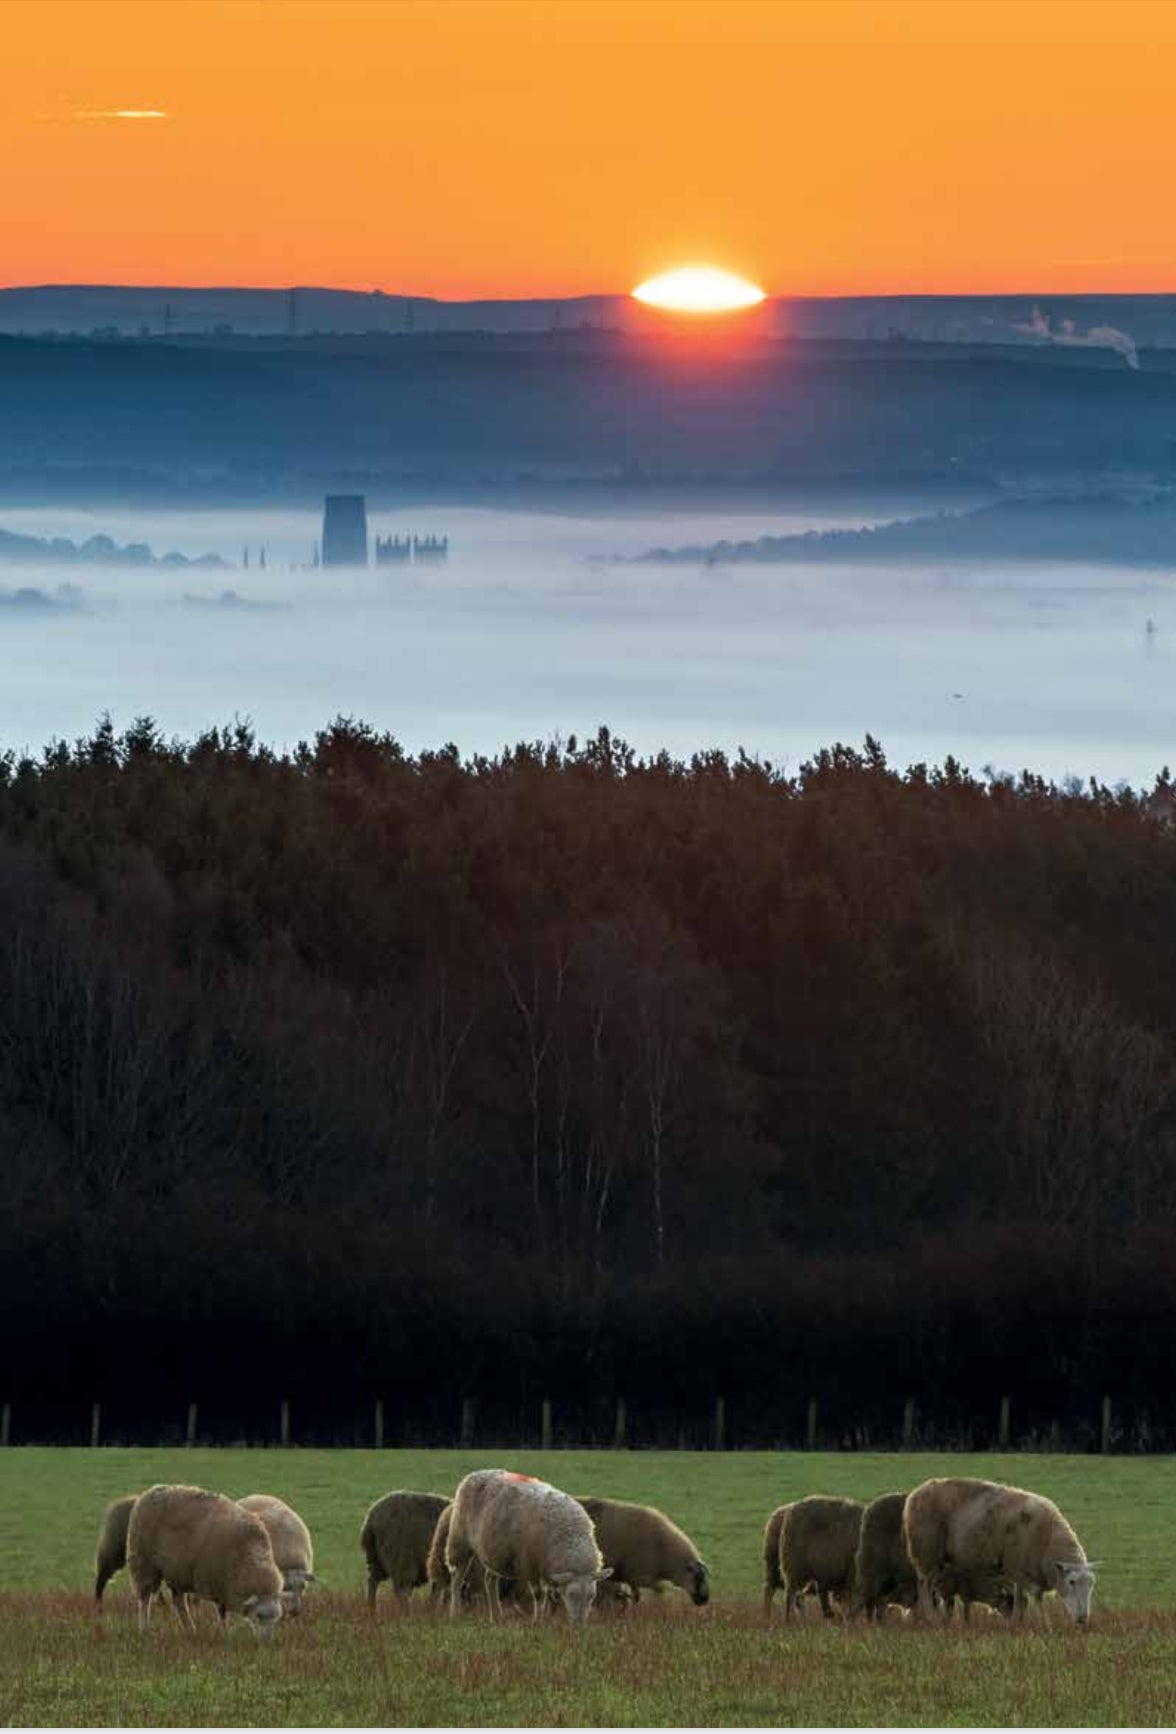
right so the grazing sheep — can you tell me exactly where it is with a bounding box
[361,1490,449,1606]
[852,1492,918,1621]
[425,1502,456,1602]
[94,1494,138,1604]
[237,1495,315,1614]
[127,1483,284,1639]
[574,1496,709,1606]
[904,1477,1095,1625]
[779,1495,864,1620]
[762,1504,792,1617]
[447,1468,611,1626]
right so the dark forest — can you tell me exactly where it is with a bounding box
[5,716,1176,1450]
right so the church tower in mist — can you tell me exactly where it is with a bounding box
[321,494,368,566]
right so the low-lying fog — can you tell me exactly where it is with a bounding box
[1,502,1173,788]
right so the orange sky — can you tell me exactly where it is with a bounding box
[7,0,1176,297]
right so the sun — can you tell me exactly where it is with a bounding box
[632,266,766,314]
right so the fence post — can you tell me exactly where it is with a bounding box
[373,1399,384,1450]
[614,1396,627,1449]
[806,1397,818,1451]
[1100,1394,1113,1454]
[280,1398,291,1448]
[460,1397,475,1448]
[998,1395,1011,1450]
[714,1396,726,1452]
[90,1401,101,1449]
[0,1403,9,1447]
[186,1402,197,1447]
[901,1394,922,1449]
[541,1397,553,1450]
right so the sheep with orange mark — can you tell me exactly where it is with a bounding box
[446,1468,611,1627]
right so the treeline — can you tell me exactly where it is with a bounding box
[4,717,1176,1447]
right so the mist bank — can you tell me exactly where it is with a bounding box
[633,493,1176,568]
[0,326,1169,504]
[6,719,1176,1445]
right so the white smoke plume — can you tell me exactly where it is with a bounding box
[1014,304,1139,370]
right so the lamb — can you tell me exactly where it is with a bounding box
[360,1490,450,1606]
[778,1495,864,1619]
[903,1477,1095,1625]
[761,1504,792,1616]
[126,1483,284,1638]
[94,1494,138,1604]
[446,1468,611,1626]
[237,1494,315,1614]
[574,1495,709,1606]
[851,1492,918,1621]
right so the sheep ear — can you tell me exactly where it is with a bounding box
[242,1595,259,1610]
[548,1571,573,1586]
[595,1567,613,1582]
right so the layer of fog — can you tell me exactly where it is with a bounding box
[1,504,1173,790]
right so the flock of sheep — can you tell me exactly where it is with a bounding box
[92,1468,1095,1640]
[764,1479,1095,1626]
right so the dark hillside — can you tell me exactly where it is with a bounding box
[0,333,1169,499]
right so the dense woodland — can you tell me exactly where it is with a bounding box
[5,717,1176,1448]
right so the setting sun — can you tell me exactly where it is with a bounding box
[632,266,766,314]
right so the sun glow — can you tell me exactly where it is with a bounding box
[632,267,766,314]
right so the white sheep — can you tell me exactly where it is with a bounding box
[446,1468,611,1626]
[904,1477,1096,1624]
[126,1483,284,1639]
[237,1494,315,1613]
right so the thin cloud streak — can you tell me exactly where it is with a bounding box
[69,109,170,121]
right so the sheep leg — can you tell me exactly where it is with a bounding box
[485,1571,502,1623]
[137,1590,155,1633]
[914,1572,938,1622]
[818,1586,834,1620]
[170,1591,197,1632]
[448,1556,470,1620]
[366,1573,381,1609]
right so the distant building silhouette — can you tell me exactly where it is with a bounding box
[375,534,412,564]
[374,532,448,565]
[413,534,448,563]
[322,494,368,567]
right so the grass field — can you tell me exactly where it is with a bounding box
[3,1447,1176,1725]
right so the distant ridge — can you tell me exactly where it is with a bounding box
[632,493,1176,569]
[4,285,1176,349]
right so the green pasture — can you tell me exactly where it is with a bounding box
[0,1446,1164,1603]
[3,1448,1176,1725]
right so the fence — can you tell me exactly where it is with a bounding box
[0,1391,1154,1452]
